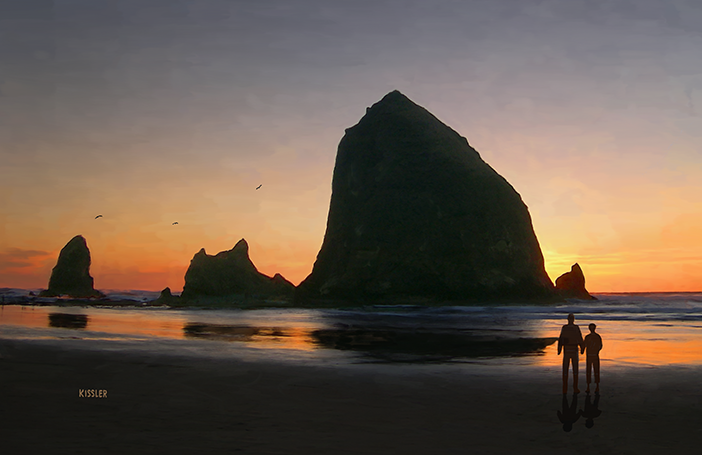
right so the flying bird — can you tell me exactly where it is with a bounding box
[256,184,262,190]
[172,222,178,225]
[95,215,103,219]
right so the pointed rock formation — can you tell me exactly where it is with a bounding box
[152,287,180,305]
[297,90,555,301]
[555,263,596,300]
[181,239,295,301]
[159,287,174,299]
[40,235,104,298]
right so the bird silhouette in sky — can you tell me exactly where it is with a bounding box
[172,222,178,225]
[256,184,262,190]
[95,215,103,219]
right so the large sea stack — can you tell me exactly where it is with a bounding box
[40,235,104,298]
[297,91,555,302]
[181,239,295,301]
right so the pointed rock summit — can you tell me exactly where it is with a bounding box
[555,263,596,300]
[152,286,180,305]
[297,90,555,301]
[181,239,295,301]
[40,235,103,298]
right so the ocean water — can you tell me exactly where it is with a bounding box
[1,289,701,367]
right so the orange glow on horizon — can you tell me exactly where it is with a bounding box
[3,210,702,293]
[3,307,701,367]
[535,320,702,367]
[0,238,318,292]
[543,248,702,293]
[0,306,321,351]
[0,306,187,339]
[537,337,702,367]
[4,247,702,293]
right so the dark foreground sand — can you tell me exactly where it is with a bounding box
[1,339,700,455]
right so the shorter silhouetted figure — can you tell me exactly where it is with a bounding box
[172,222,178,225]
[582,323,603,393]
[95,215,103,219]
[581,391,602,428]
[557,393,582,432]
[256,184,262,190]
[558,313,584,394]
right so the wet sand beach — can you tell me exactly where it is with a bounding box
[1,338,700,454]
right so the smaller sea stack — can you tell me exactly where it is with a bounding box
[555,263,596,300]
[181,239,295,301]
[40,235,104,298]
[152,287,180,305]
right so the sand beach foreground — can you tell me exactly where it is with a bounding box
[1,338,700,455]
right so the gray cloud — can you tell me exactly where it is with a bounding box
[2,0,700,179]
[0,248,52,271]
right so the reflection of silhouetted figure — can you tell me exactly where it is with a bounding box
[581,392,602,428]
[558,313,584,394]
[557,393,582,432]
[582,323,603,393]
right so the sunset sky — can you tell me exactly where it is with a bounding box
[2,0,701,293]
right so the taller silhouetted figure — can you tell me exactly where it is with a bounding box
[557,393,582,432]
[558,313,584,394]
[582,323,603,393]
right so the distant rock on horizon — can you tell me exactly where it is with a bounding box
[40,235,104,298]
[152,286,179,305]
[181,239,295,301]
[555,263,596,300]
[297,90,555,302]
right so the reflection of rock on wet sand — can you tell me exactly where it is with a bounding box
[312,327,558,362]
[182,322,557,360]
[183,323,289,342]
[48,313,89,329]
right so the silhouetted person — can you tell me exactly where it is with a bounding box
[582,323,603,393]
[557,393,582,432]
[558,313,584,394]
[581,391,602,428]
